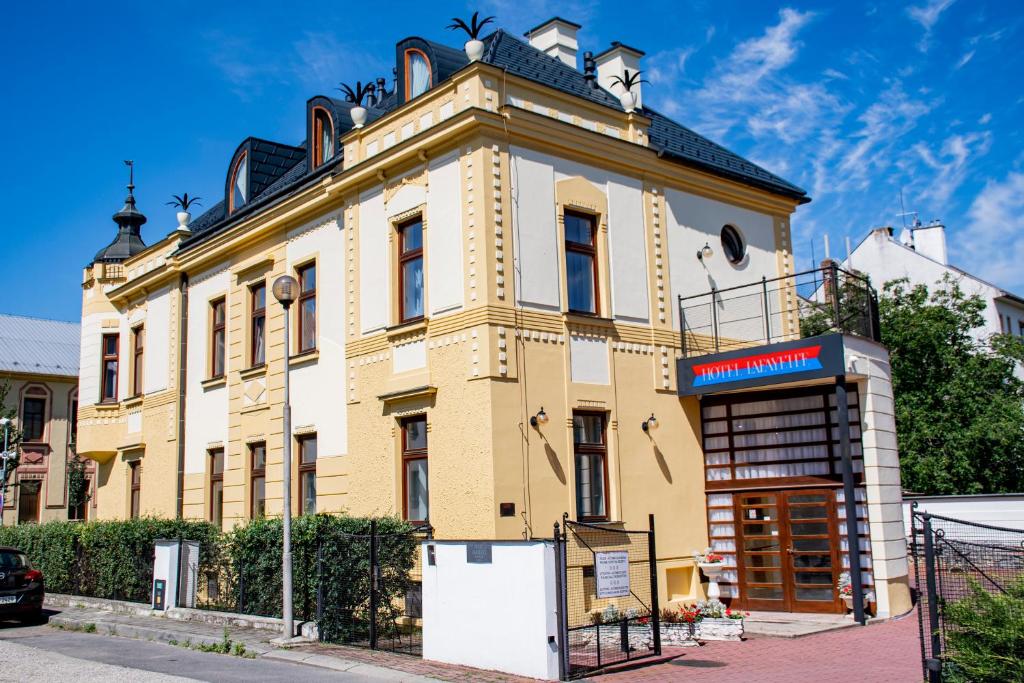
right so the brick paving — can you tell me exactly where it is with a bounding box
[601,608,922,682]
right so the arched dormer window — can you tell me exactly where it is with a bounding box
[230,152,248,213]
[405,49,431,99]
[312,108,334,169]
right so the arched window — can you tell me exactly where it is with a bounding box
[405,49,431,99]
[721,224,746,264]
[312,108,334,168]
[230,152,248,212]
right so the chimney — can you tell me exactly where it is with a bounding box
[595,42,646,108]
[525,17,581,68]
[911,222,948,265]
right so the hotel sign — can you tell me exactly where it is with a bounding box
[677,334,846,396]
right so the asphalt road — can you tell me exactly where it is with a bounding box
[0,616,383,682]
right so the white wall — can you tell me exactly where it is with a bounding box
[144,286,171,394]
[184,265,230,475]
[510,146,651,322]
[903,494,1024,536]
[79,312,115,407]
[664,188,777,335]
[359,187,388,334]
[422,541,559,681]
[426,153,464,316]
[288,216,347,457]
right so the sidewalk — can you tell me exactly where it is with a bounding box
[44,599,535,682]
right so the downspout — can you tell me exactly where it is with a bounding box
[176,273,189,518]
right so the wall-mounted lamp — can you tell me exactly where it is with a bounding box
[696,242,714,262]
[641,413,659,433]
[530,407,549,428]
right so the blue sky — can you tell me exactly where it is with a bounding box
[2,0,1022,321]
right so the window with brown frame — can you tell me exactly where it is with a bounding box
[405,49,431,99]
[250,283,266,366]
[564,211,598,314]
[100,333,119,403]
[229,151,248,213]
[69,394,78,449]
[132,325,145,396]
[312,108,334,168]
[21,390,47,443]
[129,461,142,518]
[573,412,608,521]
[298,435,317,515]
[209,448,225,527]
[398,218,424,322]
[17,480,40,525]
[250,442,266,518]
[211,298,226,378]
[401,416,428,523]
[297,263,317,352]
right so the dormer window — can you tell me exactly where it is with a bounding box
[312,108,334,168]
[230,152,248,212]
[405,49,431,99]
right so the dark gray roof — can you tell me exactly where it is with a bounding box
[176,27,806,255]
[94,186,148,263]
[0,314,80,377]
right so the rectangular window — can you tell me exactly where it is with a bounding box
[129,461,142,519]
[211,298,226,378]
[17,480,40,525]
[298,263,317,352]
[1019,320,1024,338]
[573,412,608,521]
[101,333,119,402]
[402,416,428,522]
[209,448,224,527]
[21,397,46,443]
[132,325,145,396]
[298,435,317,515]
[70,397,78,448]
[564,211,598,314]
[398,218,424,322]
[250,283,266,366]
[250,443,266,518]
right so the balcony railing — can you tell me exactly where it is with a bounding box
[678,264,880,359]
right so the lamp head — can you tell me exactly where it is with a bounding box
[272,275,299,307]
[530,407,549,428]
[641,413,659,433]
[697,242,714,262]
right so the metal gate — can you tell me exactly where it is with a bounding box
[554,514,661,680]
[910,506,1024,682]
[316,521,430,656]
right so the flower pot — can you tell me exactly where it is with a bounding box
[465,39,485,62]
[176,211,191,230]
[351,105,367,128]
[619,90,637,113]
[698,562,725,602]
[697,617,744,642]
[841,595,854,611]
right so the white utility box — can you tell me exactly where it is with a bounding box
[152,539,199,610]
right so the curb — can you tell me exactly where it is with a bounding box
[262,649,437,682]
[47,613,273,655]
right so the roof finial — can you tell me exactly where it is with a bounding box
[124,159,135,194]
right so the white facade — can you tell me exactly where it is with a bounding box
[903,494,1024,535]
[840,224,1024,344]
[184,266,230,475]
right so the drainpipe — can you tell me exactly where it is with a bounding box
[175,273,189,518]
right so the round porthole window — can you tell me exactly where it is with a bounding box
[721,225,745,264]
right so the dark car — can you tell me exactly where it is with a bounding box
[0,548,43,623]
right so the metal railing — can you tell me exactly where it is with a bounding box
[678,263,880,358]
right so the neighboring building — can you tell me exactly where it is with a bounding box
[839,221,1024,343]
[0,313,90,524]
[76,16,910,617]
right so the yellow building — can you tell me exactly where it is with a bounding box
[76,17,910,617]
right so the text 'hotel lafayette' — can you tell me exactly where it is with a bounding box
[75,16,911,618]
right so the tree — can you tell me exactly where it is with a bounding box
[0,381,22,517]
[879,276,1024,494]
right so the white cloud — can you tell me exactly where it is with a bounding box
[978,113,992,125]
[954,50,975,69]
[913,131,992,204]
[957,172,1024,290]
[823,68,849,80]
[907,0,957,52]
[478,0,595,35]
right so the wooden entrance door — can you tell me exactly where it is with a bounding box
[735,489,842,613]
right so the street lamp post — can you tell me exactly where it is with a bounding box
[0,418,11,525]
[272,275,298,641]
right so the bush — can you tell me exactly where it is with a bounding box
[943,576,1024,682]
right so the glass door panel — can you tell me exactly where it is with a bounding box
[784,489,840,613]
[736,493,786,610]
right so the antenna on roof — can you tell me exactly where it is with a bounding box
[124,159,135,193]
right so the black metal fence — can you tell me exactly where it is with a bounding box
[911,507,1024,682]
[196,522,429,656]
[678,263,880,358]
[555,514,660,680]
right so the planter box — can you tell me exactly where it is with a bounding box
[660,622,699,647]
[696,617,744,641]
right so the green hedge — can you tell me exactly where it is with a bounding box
[0,514,418,643]
[944,576,1024,682]
[0,518,221,602]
